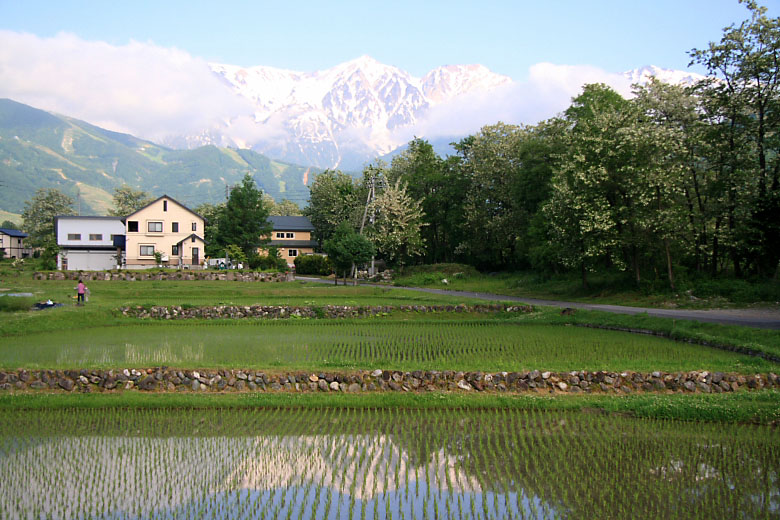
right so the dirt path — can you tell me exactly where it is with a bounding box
[295,277,780,329]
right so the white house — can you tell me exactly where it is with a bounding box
[55,216,126,271]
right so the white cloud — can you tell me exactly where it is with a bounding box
[405,63,633,140]
[0,31,252,142]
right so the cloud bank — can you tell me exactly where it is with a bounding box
[0,31,636,152]
[0,31,252,142]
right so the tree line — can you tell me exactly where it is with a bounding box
[305,2,780,288]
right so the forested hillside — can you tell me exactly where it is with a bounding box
[0,99,314,215]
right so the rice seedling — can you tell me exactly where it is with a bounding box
[1,406,776,518]
[4,320,775,373]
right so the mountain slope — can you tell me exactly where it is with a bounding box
[0,99,314,215]
[206,56,513,169]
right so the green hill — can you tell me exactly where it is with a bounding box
[0,98,316,214]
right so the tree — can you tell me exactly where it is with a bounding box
[216,173,271,259]
[690,0,780,276]
[21,188,75,248]
[389,138,467,264]
[1,220,20,230]
[544,84,687,289]
[109,185,153,216]
[195,202,225,257]
[270,199,303,216]
[365,178,425,267]
[322,222,375,285]
[304,170,360,245]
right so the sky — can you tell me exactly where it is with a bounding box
[0,0,777,146]
[1,0,775,78]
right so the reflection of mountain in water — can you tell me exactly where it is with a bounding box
[0,408,777,519]
[0,434,555,519]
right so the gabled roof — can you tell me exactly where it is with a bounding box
[267,215,314,231]
[0,228,27,238]
[123,195,205,222]
[175,233,207,246]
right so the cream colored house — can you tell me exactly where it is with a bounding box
[123,195,205,269]
[0,228,30,259]
[260,216,317,267]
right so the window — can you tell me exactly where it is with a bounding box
[286,232,294,238]
[163,200,168,212]
[172,245,179,256]
[67,233,81,240]
[276,232,284,239]
[127,221,139,232]
[288,249,298,257]
[192,237,196,243]
[140,245,155,256]
[172,222,179,233]
[148,222,163,233]
[192,222,197,232]
[89,234,102,241]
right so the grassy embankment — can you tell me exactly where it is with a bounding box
[394,263,780,309]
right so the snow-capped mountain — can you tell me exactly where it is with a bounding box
[623,65,706,87]
[204,56,512,169]
[172,58,705,170]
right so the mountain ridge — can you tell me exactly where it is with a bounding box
[177,58,705,170]
[0,98,316,216]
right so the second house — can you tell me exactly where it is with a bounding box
[124,195,206,268]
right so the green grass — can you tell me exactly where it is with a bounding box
[395,265,780,309]
[2,319,775,373]
[0,390,778,424]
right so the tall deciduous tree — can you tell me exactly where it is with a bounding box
[365,178,425,267]
[21,188,75,248]
[194,202,225,257]
[304,170,360,245]
[109,185,153,216]
[216,173,271,259]
[389,138,468,264]
[322,222,375,285]
[690,0,780,276]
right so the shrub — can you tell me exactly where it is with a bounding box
[294,254,332,275]
[248,248,288,271]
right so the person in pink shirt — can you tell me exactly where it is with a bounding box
[76,279,87,305]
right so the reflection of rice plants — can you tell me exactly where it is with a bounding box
[0,407,777,518]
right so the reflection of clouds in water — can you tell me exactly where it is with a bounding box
[0,435,491,519]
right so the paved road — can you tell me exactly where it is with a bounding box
[295,276,780,330]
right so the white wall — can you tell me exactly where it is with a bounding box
[56,217,125,247]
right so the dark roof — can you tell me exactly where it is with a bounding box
[123,195,205,222]
[268,240,318,248]
[267,215,314,231]
[54,215,124,221]
[0,228,27,238]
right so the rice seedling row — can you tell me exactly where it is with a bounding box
[0,407,776,519]
[2,320,773,373]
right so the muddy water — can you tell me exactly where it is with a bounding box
[0,408,776,519]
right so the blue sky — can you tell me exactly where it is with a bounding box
[1,0,774,79]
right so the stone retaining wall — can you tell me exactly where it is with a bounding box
[119,303,533,320]
[1,368,776,394]
[34,271,292,282]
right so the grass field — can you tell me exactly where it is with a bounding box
[394,264,780,309]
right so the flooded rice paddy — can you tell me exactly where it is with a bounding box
[0,407,777,519]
